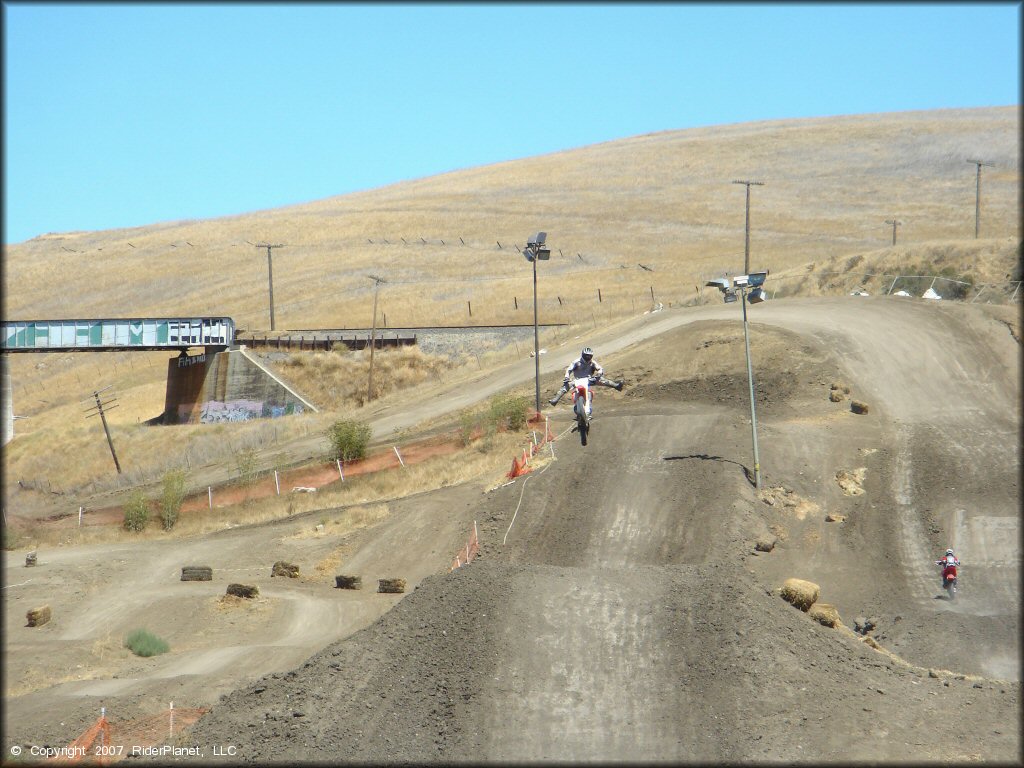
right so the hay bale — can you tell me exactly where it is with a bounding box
[335,575,363,590]
[825,513,847,523]
[25,551,37,567]
[272,561,299,578]
[829,390,844,403]
[808,603,841,628]
[226,583,259,599]
[830,382,850,394]
[851,400,870,415]
[754,537,777,553]
[181,566,213,581]
[377,578,406,594]
[27,605,51,627]
[780,578,820,611]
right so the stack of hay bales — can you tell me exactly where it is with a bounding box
[181,566,213,581]
[377,578,406,594]
[226,584,259,599]
[779,578,842,628]
[335,575,362,590]
[272,561,299,578]
[27,605,51,627]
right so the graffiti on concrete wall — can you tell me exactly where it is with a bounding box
[185,399,306,423]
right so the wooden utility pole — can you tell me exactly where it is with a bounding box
[966,160,994,239]
[732,180,764,273]
[84,386,121,474]
[366,275,386,402]
[885,218,902,246]
[254,243,285,329]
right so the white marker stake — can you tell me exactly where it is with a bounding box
[208,487,213,509]
[79,506,83,527]
[274,470,280,495]
[169,702,174,741]
[337,459,344,481]
[394,446,405,468]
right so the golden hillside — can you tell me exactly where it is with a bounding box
[4,106,1019,331]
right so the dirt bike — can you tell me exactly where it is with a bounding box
[570,376,594,446]
[566,375,623,446]
[936,560,960,600]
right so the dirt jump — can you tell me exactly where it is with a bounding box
[3,295,1019,762]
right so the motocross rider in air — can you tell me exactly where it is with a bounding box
[548,346,623,410]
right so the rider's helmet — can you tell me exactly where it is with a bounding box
[581,347,594,362]
[946,548,955,556]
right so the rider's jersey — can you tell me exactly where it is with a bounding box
[565,357,604,381]
[937,555,960,576]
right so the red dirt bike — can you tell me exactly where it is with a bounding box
[935,559,960,600]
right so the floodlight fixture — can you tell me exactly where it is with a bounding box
[536,247,551,260]
[528,232,547,247]
[724,289,738,303]
[747,270,768,287]
[747,287,767,304]
[733,275,750,288]
[706,277,731,291]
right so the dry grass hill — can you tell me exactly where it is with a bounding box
[2,105,1020,524]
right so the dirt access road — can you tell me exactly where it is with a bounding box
[3,296,1020,762]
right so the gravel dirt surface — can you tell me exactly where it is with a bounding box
[3,296,1020,763]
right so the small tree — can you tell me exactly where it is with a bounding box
[489,393,531,431]
[159,469,187,530]
[235,447,259,486]
[327,419,372,462]
[123,491,150,532]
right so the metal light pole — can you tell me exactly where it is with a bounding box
[706,273,768,492]
[733,180,764,273]
[366,274,385,403]
[739,286,762,490]
[967,159,993,239]
[523,233,551,415]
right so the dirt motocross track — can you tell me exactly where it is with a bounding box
[3,296,1020,763]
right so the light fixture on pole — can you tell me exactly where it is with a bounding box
[705,270,769,490]
[522,232,551,415]
[966,159,994,239]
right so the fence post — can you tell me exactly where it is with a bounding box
[337,459,344,481]
[274,470,280,495]
[208,487,212,509]
[393,446,405,468]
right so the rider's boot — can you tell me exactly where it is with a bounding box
[549,389,565,406]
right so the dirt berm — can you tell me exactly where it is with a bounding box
[177,296,1019,763]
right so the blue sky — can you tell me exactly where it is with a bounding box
[2,2,1020,245]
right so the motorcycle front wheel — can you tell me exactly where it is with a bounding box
[574,399,589,446]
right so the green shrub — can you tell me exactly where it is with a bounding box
[488,393,531,431]
[124,628,170,657]
[235,447,259,486]
[122,491,150,532]
[327,419,372,462]
[159,469,187,530]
